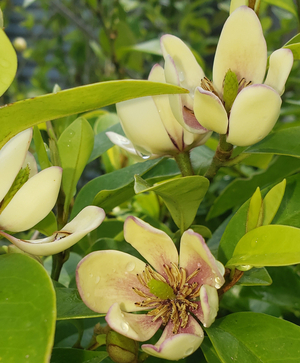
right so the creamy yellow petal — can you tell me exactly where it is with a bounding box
[264,48,293,95]
[194,87,228,134]
[161,34,205,95]
[149,64,184,150]
[77,250,148,312]
[199,285,219,327]
[213,6,267,95]
[0,166,62,232]
[116,97,177,156]
[142,317,204,360]
[0,206,105,256]
[124,216,178,278]
[227,84,282,146]
[105,303,161,341]
[0,129,32,202]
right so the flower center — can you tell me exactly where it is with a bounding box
[132,263,201,334]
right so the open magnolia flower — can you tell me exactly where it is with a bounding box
[0,206,105,256]
[161,6,293,147]
[0,129,62,233]
[76,216,225,360]
[107,64,211,159]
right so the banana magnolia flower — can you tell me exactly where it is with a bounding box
[107,64,211,159]
[77,216,225,360]
[0,129,62,232]
[0,206,105,256]
[161,6,293,147]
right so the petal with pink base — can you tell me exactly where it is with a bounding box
[105,303,161,341]
[124,216,178,278]
[179,229,225,289]
[77,250,150,313]
[142,316,204,360]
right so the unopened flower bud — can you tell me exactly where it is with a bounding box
[13,37,27,52]
[106,330,138,363]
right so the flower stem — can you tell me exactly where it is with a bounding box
[51,250,70,281]
[204,134,233,182]
[174,151,194,176]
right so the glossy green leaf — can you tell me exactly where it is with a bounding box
[134,175,209,231]
[284,33,300,59]
[56,288,104,320]
[208,156,300,219]
[241,153,273,169]
[273,174,300,227]
[236,267,272,286]
[206,313,300,362]
[71,158,161,218]
[0,254,56,363]
[218,200,249,265]
[0,29,17,97]
[51,348,108,363]
[33,211,58,236]
[262,179,286,225]
[201,337,223,363]
[227,224,300,267]
[190,225,212,239]
[246,127,300,156]
[0,80,187,147]
[57,117,94,210]
[246,187,262,232]
[93,112,119,134]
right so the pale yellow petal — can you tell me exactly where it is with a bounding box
[124,216,178,278]
[0,129,32,202]
[0,166,62,232]
[199,285,219,327]
[194,87,228,134]
[227,84,282,146]
[149,64,184,150]
[105,303,161,341]
[264,48,293,95]
[116,97,177,156]
[213,6,267,95]
[77,250,148,312]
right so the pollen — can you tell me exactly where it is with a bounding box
[133,263,201,334]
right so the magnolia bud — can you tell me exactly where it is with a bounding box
[13,37,27,52]
[106,330,139,363]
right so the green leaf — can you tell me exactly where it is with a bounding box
[51,348,108,363]
[190,225,212,239]
[0,254,56,363]
[236,267,272,286]
[0,80,187,147]
[57,117,94,211]
[246,187,262,232]
[56,288,104,320]
[0,29,17,98]
[246,127,300,156]
[71,158,161,218]
[206,312,300,362]
[208,156,300,219]
[262,179,286,225]
[134,175,209,231]
[273,174,300,227]
[33,126,51,169]
[201,337,223,363]
[227,224,300,267]
[284,33,300,60]
[263,0,297,16]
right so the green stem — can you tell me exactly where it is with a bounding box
[51,250,70,281]
[204,134,233,182]
[174,151,194,177]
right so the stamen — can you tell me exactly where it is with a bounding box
[186,267,201,282]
